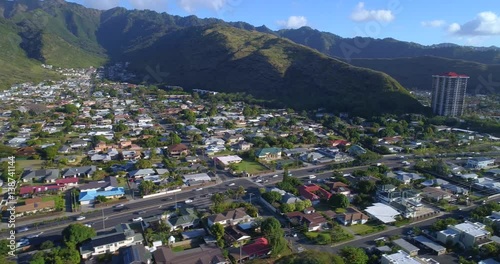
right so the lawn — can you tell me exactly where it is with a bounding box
[17,160,44,170]
[234,160,267,174]
[349,224,386,235]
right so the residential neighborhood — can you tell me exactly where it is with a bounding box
[0,64,499,264]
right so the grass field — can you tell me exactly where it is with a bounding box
[349,224,385,235]
[17,160,44,170]
[235,160,267,174]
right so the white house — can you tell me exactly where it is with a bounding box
[467,157,495,169]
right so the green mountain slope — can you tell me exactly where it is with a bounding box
[349,56,500,94]
[0,17,59,89]
[0,0,428,116]
[120,25,426,116]
[275,27,500,64]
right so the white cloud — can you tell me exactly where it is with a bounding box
[350,2,395,22]
[129,0,168,11]
[448,11,500,36]
[277,16,308,29]
[83,0,120,10]
[421,20,445,28]
[177,0,228,13]
[447,23,461,33]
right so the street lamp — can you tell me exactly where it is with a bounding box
[248,193,254,204]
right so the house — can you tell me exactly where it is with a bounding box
[15,147,36,157]
[485,212,500,226]
[229,237,271,263]
[394,171,424,184]
[15,199,56,217]
[255,147,282,161]
[80,223,144,259]
[421,179,449,187]
[285,211,327,231]
[224,226,251,244]
[122,150,141,160]
[214,155,242,168]
[182,173,211,185]
[442,184,469,195]
[436,221,490,249]
[281,193,302,204]
[116,244,151,264]
[326,181,351,196]
[207,208,253,227]
[467,157,495,169]
[233,141,252,151]
[167,144,189,157]
[21,169,60,183]
[348,145,366,156]
[335,207,369,226]
[79,187,125,205]
[19,185,63,197]
[392,238,420,257]
[128,169,157,179]
[329,140,351,147]
[420,187,453,202]
[62,166,97,178]
[381,250,424,264]
[153,243,227,264]
[56,177,79,187]
[79,176,119,192]
[364,203,400,224]
[298,184,332,204]
[166,208,199,230]
[70,140,88,149]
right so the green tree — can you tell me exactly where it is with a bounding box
[295,200,306,212]
[40,240,54,250]
[262,191,282,204]
[95,195,108,203]
[138,180,157,196]
[211,223,225,240]
[42,146,59,160]
[0,145,15,158]
[211,192,226,205]
[169,132,182,145]
[329,193,350,209]
[280,203,296,213]
[340,246,369,264]
[261,217,288,257]
[135,159,153,169]
[62,104,79,114]
[316,233,332,245]
[62,224,96,245]
[114,123,128,132]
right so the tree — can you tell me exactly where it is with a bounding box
[329,193,350,209]
[62,224,96,245]
[135,159,152,169]
[295,200,306,211]
[262,191,282,204]
[357,180,376,194]
[261,217,284,238]
[246,206,258,217]
[316,232,332,245]
[95,195,108,203]
[340,246,369,264]
[138,180,156,196]
[280,203,296,213]
[0,145,15,158]
[211,223,225,240]
[62,104,78,114]
[169,132,182,145]
[211,192,226,205]
[42,145,59,160]
[40,240,54,250]
[303,199,313,208]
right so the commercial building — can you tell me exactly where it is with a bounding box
[431,72,469,117]
[467,157,495,169]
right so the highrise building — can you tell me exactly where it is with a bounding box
[431,72,469,117]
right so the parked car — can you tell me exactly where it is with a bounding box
[228,183,235,186]
[308,175,316,179]
[132,217,143,222]
[76,216,86,221]
[195,188,203,191]
[255,179,263,183]
[273,174,279,178]
[137,210,147,215]
[185,199,193,204]
[114,204,124,208]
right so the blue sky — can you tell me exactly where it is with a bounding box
[68,0,500,47]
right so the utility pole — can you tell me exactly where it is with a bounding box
[102,208,105,229]
[249,193,254,205]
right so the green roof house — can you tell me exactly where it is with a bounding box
[255,148,282,161]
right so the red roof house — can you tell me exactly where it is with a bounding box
[298,184,332,202]
[329,140,351,147]
[56,177,79,186]
[19,185,63,196]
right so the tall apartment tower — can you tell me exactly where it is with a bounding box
[431,72,469,117]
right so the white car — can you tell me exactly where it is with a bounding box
[185,199,193,204]
[76,216,86,221]
[17,227,29,233]
[132,217,143,222]
[228,183,236,186]
[84,224,92,228]
[255,179,263,183]
[195,188,203,191]
[273,174,279,178]
[114,204,124,208]
[308,175,316,179]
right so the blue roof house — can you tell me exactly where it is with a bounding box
[79,187,125,205]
